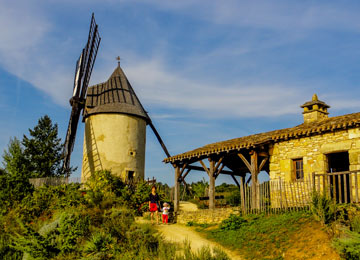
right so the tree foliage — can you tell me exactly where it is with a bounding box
[1,138,34,213]
[22,115,65,178]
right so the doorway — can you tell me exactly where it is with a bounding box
[327,152,350,203]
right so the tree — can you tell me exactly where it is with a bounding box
[22,115,65,178]
[2,137,27,176]
[1,138,34,212]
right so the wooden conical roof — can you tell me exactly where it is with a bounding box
[84,66,150,122]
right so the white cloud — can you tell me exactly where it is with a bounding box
[116,58,307,117]
[144,0,360,32]
[0,1,74,106]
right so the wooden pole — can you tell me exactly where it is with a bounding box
[250,151,259,209]
[174,165,180,212]
[240,176,245,213]
[355,172,359,203]
[209,159,216,210]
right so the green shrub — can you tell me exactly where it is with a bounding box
[311,192,336,225]
[83,231,115,258]
[102,207,134,241]
[334,231,360,260]
[225,192,241,206]
[55,211,91,254]
[220,214,247,230]
[351,216,360,233]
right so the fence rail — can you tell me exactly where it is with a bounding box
[240,176,313,215]
[29,177,81,188]
[313,170,360,204]
[239,170,360,215]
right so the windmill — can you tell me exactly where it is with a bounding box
[63,13,101,174]
[63,14,171,180]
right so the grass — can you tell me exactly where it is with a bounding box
[196,211,311,260]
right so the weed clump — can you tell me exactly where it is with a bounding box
[311,192,336,225]
[220,214,247,231]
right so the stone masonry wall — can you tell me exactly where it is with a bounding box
[176,207,239,225]
[269,128,360,206]
[270,128,360,180]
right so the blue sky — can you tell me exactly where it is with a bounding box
[1,0,360,185]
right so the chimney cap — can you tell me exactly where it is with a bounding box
[300,93,330,109]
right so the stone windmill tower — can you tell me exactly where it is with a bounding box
[62,15,171,182]
[81,61,150,183]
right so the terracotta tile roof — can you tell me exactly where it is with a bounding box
[164,112,360,163]
[84,66,150,122]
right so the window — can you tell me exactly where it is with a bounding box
[293,159,304,180]
[127,171,135,182]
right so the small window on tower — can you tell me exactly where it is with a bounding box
[128,150,136,157]
[293,159,304,181]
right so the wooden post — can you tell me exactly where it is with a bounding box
[240,176,245,213]
[355,172,359,203]
[209,159,216,210]
[250,151,259,209]
[312,172,316,192]
[174,165,180,212]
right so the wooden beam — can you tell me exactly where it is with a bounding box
[258,151,269,157]
[246,175,252,185]
[240,176,245,212]
[259,157,268,172]
[251,151,258,176]
[186,165,235,176]
[214,157,224,172]
[174,166,180,212]
[209,160,215,210]
[179,162,188,176]
[215,164,225,178]
[182,168,191,181]
[231,175,240,188]
[238,153,252,172]
[199,160,211,176]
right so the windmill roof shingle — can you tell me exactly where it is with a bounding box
[164,112,360,163]
[84,66,150,122]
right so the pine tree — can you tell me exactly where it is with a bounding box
[22,115,65,178]
[2,137,27,176]
[1,138,33,211]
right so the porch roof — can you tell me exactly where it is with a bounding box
[164,112,360,163]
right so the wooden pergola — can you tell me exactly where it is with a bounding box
[164,139,271,212]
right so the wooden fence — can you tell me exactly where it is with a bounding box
[239,170,360,215]
[313,170,360,204]
[239,176,313,215]
[29,177,81,188]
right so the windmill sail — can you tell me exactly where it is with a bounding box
[63,13,101,173]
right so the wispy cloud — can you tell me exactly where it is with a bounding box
[144,0,360,32]
[1,0,359,119]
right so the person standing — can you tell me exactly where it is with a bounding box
[149,185,160,224]
[161,202,170,224]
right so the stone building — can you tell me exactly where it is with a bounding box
[165,94,360,211]
[81,65,149,183]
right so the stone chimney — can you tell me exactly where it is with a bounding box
[301,94,330,123]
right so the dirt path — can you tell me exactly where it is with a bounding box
[139,201,242,259]
[156,222,242,260]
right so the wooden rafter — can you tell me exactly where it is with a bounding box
[230,175,240,188]
[186,165,237,176]
[178,168,191,185]
[259,157,268,172]
[199,160,211,176]
[214,157,224,172]
[179,162,188,175]
[215,164,225,179]
[246,175,252,185]
[238,153,252,172]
